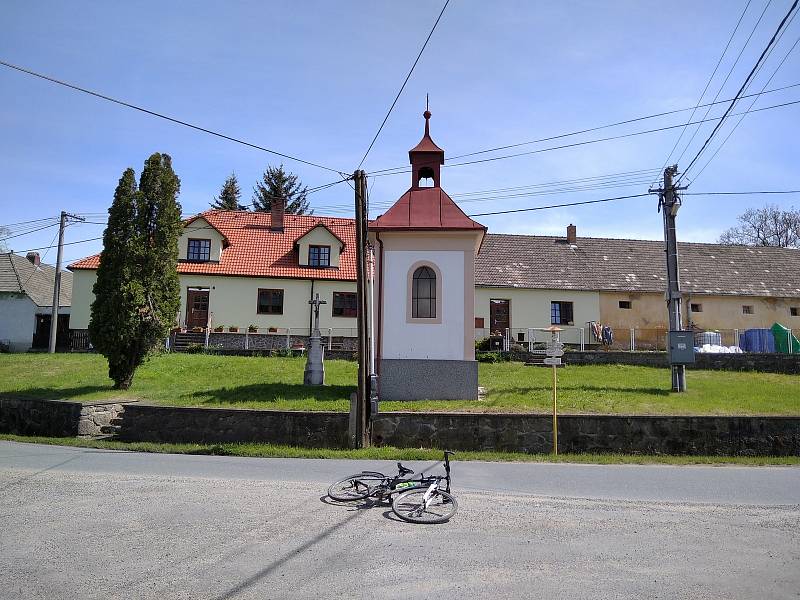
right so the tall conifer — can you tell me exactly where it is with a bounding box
[252,164,312,214]
[211,173,244,210]
[89,153,182,389]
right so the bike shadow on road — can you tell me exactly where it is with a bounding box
[319,494,407,523]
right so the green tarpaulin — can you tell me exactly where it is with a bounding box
[771,323,800,354]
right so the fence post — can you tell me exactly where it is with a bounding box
[504,328,510,351]
[245,329,249,350]
[734,328,740,348]
[630,328,635,352]
[328,328,333,351]
[789,330,793,354]
[286,327,291,350]
[204,328,210,349]
[528,328,534,352]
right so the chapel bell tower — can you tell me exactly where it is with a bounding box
[369,106,486,401]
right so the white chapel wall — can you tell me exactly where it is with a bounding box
[382,249,465,360]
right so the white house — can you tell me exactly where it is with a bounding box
[0,252,71,352]
[369,108,486,400]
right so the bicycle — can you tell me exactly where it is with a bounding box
[327,450,458,524]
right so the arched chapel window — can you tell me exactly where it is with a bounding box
[412,266,436,318]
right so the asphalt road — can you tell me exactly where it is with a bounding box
[1,441,798,599]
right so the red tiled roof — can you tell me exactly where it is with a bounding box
[68,210,357,281]
[369,187,487,232]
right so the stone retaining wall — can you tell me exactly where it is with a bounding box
[3,396,798,455]
[117,404,350,448]
[0,397,127,437]
[372,413,800,456]
[510,350,800,374]
[207,333,358,352]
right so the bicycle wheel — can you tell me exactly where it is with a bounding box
[328,474,384,501]
[392,488,458,524]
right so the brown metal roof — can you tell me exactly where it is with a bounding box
[475,233,800,298]
[369,187,487,231]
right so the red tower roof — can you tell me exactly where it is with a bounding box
[370,108,486,233]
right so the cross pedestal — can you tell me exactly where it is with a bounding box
[304,293,327,386]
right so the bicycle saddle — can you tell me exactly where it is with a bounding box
[397,462,414,476]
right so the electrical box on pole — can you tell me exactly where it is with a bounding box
[651,166,689,392]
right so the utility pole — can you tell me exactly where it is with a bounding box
[651,166,688,392]
[353,170,370,447]
[49,211,85,353]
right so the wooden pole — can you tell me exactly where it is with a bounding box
[552,364,558,455]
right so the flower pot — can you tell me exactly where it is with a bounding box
[228,327,239,333]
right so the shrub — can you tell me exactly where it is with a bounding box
[476,351,509,363]
[475,337,491,351]
[248,324,259,333]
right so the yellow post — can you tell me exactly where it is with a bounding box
[552,363,558,455]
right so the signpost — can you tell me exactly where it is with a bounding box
[544,327,563,455]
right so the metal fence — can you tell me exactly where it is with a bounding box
[475,326,800,353]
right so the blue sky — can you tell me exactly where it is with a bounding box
[1,0,798,266]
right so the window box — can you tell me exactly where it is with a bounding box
[268,326,278,333]
[248,324,259,333]
[228,326,239,333]
[213,325,224,333]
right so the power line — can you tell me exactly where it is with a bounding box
[678,0,799,183]
[684,189,800,195]
[367,94,800,177]
[0,221,60,241]
[0,59,346,175]
[652,0,753,187]
[673,0,776,170]
[690,31,800,183]
[369,82,800,176]
[0,215,60,228]
[467,193,651,217]
[356,0,450,169]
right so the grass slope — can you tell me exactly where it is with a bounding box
[0,353,798,415]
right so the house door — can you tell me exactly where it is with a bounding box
[489,299,510,335]
[186,289,209,329]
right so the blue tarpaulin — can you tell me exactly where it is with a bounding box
[739,328,775,353]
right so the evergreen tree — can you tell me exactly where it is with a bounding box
[211,172,244,210]
[252,164,313,214]
[89,153,182,389]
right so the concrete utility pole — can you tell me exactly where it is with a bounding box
[656,166,688,392]
[48,211,85,353]
[352,170,370,447]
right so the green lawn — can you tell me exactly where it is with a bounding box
[0,353,798,415]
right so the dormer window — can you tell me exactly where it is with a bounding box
[309,245,331,267]
[187,238,211,262]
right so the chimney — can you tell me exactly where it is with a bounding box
[26,252,40,266]
[566,224,577,245]
[271,198,285,232]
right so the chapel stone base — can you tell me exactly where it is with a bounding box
[379,359,478,401]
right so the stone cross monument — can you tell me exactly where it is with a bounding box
[304,293,327,385]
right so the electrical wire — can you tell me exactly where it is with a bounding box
[368,82,800,176]
[652,0,754,188]
[678,0,799,183]
[673,0,775,174]
[690,31,800,183]
[0,59,347,175]
[466,194,652,217]
[0,216,60,228]
[356,0,450,169]
[0,221,60,241]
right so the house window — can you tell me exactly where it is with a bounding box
[412,266,436,318]
[618,300,632,309]
[332,292,357,317]
[257,289,284,314]
[309,245,331,267]
[742,305,754,315]
[551,301,574,325]
[187,239,211,262]
[691,303,703,313]
[790,307,798,317]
